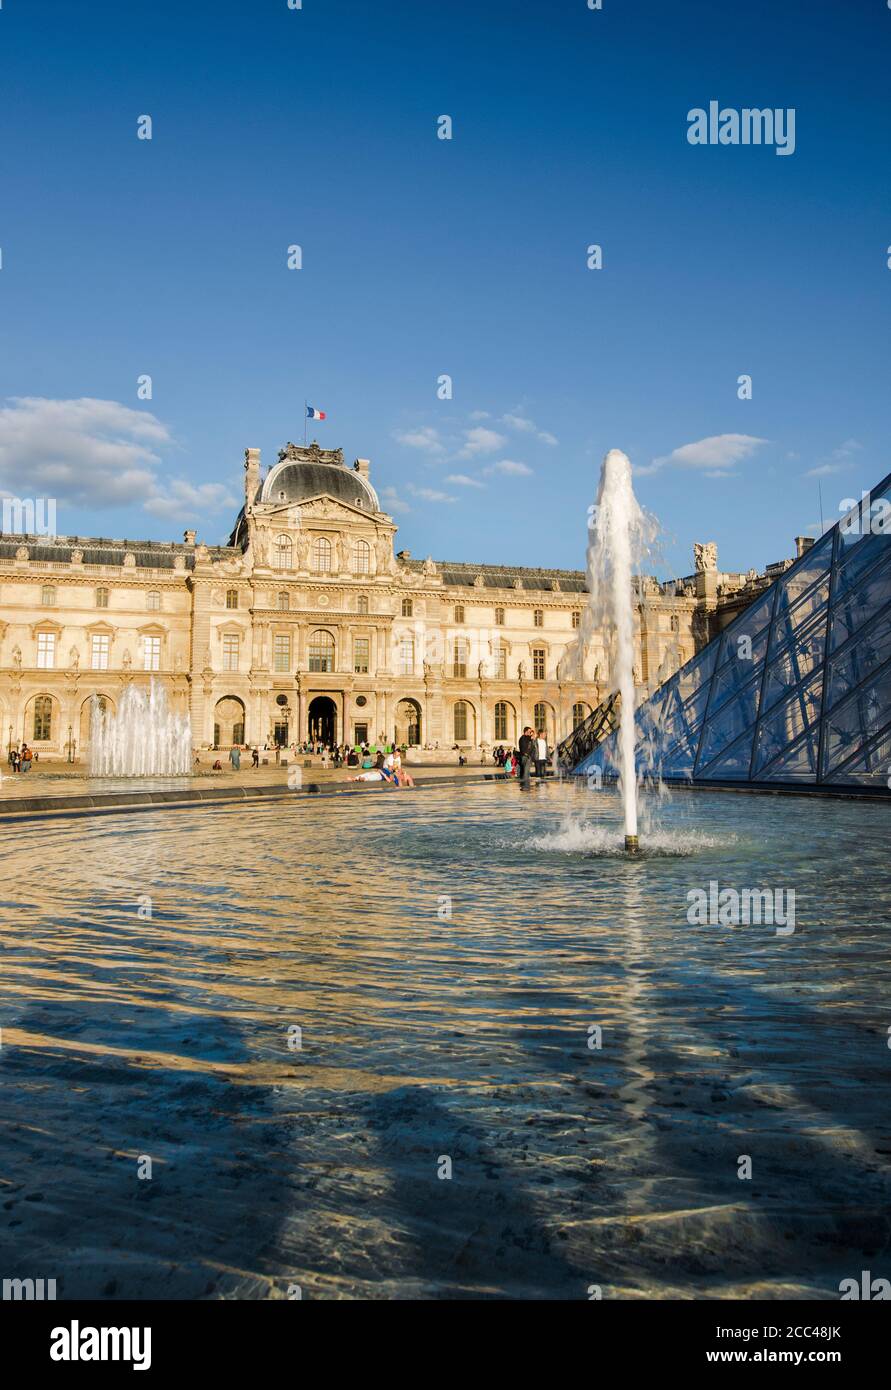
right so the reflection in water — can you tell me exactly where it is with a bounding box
[2,782,890,1298]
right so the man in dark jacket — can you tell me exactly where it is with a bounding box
[518,727,536,784]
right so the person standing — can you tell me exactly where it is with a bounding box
[20,743,32,773]
[534,728,548,779]
[251,747,260,768]
[229,745,241,772]
[518,726,536,784]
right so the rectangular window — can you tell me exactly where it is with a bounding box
[353,637,370,674]
[534,609,544,627]
[226,590,238,610]
[532,647,545,680]
[144,635,161,671]
[91,634,109,671]
[223,634,239,671]
[572,611,581,629]
[96,588,109,608]
[273,634,291,672]
[495,607,505,625]
[400,636,414,675]
[37,632,56,669]
[453,639,468,678]
[493,646,506,679]
[454,605,465,624]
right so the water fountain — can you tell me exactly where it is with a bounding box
[89,680,192,777]
[580,449,655,853]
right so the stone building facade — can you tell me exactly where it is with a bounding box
[0,442,793,759]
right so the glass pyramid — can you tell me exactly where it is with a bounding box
[577,470,891,794]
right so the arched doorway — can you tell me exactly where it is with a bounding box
[394,697,421,746]
[80,693,115,748]
[215,696,245,748]
[308,695,337,746]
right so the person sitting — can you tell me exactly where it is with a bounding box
[212,758,223,771]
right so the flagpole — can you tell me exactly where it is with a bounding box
[304,399,307,447]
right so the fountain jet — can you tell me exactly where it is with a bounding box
[89,680,192,777]
[581,449,653,854]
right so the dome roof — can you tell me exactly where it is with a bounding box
[259,444,380,513]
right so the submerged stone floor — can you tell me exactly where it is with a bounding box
[1,782,890,1298]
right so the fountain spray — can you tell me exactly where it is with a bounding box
[582,449,653,854]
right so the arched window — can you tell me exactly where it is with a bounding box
[573,702,588,729]
[454,701,468,742]
[275,535,293,571]
[95,587,109,608]
[311,536,332,573]
[308,629,335,673]
[533,702,547,732]
[357,595,369,615]
[494,702,509,741]
[401,597,413,617]
[277,591,289,611]
[33,696,52,741]
[41,585,56,606]
[353,539,370,574]
[226,589,238,609]
[146,590,161,611]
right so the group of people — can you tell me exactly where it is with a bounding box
[350,746,415,788]
[6,743,34,773]
[494,727,552,782]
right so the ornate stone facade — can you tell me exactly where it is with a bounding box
[0,443,785,757]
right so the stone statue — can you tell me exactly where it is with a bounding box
[122,649,132,670]
[375,534,391,574]
[517,660,526,681]
[337,535,350,572]
[422,556,436,577]
[69,646,80,670]
[253,526,269,565]
[473,573,484,588]
[11,645,22,672]
[296,532,311,569]
[693,541,718,573]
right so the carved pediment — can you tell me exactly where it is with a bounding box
[297,495,372,523]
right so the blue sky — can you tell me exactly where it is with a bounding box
[1,0,889,579]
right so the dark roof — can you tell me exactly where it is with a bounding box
[261,461,379,512]
[402,558,588,594]
[0,535,234,570]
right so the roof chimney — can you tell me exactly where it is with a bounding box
[795,535,815,559]
[183,529,196,546]
[354,458,370,479]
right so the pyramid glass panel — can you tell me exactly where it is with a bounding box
[697,726,755,780]
[571,468,891,794]
[829,551,891,651]
[825,607,891,712]
[695,675,760,769]
[761,614,827,714]
[752,670,823,776]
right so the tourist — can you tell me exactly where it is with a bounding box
[518,727,536,783]
[535,729,548,779]
[212,758,223,771]
[392,750,415,788]
[20,743,32,773]
[251,747,259,768]
[11,745,20,773]
[229,745,241,772]
[350,767,393,785]
[321,746,330,768]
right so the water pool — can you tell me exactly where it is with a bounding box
[2,780,890,1298]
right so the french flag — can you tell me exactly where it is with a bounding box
[306,405,327,420]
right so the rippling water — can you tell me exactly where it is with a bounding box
[2,781,890,1299]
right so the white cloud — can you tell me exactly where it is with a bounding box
[484,459,533,477]
[458,426,506,458]
[803,439,863,479]
[144,479,238,520]
[408,484,456,503]
[0,396,239,524]
[393,426,445,455]
[502,412,558,446]
[468,410,490,421]
[379,485,411,515]
[445,473,485,488]
[638,433,768,477]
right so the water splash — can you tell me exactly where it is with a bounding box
[581,449,656,844]
[89,680,192,776]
